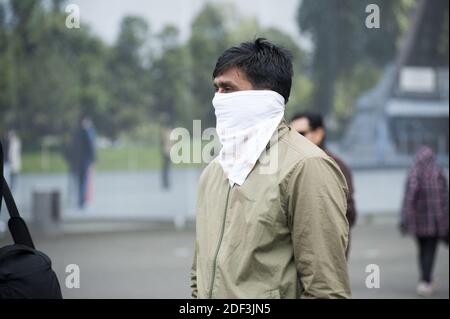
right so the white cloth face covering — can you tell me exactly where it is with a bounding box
[212,90,285,186]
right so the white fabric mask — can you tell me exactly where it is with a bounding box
[212,90,285,186]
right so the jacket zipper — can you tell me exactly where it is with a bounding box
[208,185,231,299]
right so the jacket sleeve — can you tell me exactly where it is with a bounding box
[287,156,351,299]
[401,169,419,231]
[338,160,357,228]
[190,242,198,298]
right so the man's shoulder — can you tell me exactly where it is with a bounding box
[324,148,351,176]
[198,158,223,186]
[279,128,328,164]
[202,157,221,173]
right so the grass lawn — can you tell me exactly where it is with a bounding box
[22,144,205,173]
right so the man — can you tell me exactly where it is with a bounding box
[290,112,357,257]
[159,112,173,190]
[191,38,351,299]
[73,116,96,210]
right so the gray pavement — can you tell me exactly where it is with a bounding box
[1,167,448,299]
[1,222,447,299]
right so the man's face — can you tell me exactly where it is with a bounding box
[213,67,253,93]
[81,118,92,129]
[291,117,324,146]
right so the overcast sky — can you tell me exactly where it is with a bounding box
[70,0,310,49]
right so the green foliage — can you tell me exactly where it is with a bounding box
[150,25,193,129]
[297,0,415,117]
[22,145,162,173]
[0,0,446,173]
[3,0,437,171]
[0,1,311,147]
[334,63,382,121]
[187,3,230,128]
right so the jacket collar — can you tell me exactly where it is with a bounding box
[265,118,291,151]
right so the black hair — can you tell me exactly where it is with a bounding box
[212,38,293,103]
[290,112,324,131]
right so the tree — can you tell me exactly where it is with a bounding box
[188,3,230,128]
[150,25,192,128]
[105,16,152,140]
[51,0,66,13]
[114,16,149,72]
[1,0,115,144]
[0,1,10,130]
[297,0,414,117]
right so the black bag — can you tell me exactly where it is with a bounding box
[0,141,62,299]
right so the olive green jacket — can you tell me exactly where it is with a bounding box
[191,120,351,299]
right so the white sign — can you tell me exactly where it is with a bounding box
[400,67,436,93]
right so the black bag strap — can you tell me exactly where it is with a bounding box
[0,140,35,249]
[1,137,3,213]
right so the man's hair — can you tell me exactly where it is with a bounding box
[290,112,324,131]
[212,38,293,103]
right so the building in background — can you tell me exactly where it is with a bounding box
[340,0,449,168]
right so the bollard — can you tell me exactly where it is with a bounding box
[32,189,61,235]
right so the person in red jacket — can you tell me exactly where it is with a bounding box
[401,145,448,297]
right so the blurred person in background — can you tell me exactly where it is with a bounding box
[7,130,21,192]
[62,132,78,207]
[400,145,449,297]
[290,112,357,258]
[159,113,173,190]
[73,116,97,210]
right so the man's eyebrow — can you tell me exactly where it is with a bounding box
[214,80,236,87]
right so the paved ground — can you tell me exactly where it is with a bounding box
[1,168,448,299]
[1,221,447,299]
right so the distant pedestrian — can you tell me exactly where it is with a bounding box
[159,113,173,190]
[400,145,449,297]
[72,116,97,210]
[62,133,78,207]
[7,130,21,191]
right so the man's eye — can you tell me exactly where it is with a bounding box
[224,87,233,92]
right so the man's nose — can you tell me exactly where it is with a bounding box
[217,88,225,93]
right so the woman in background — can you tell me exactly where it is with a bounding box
[401,145,448,297]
